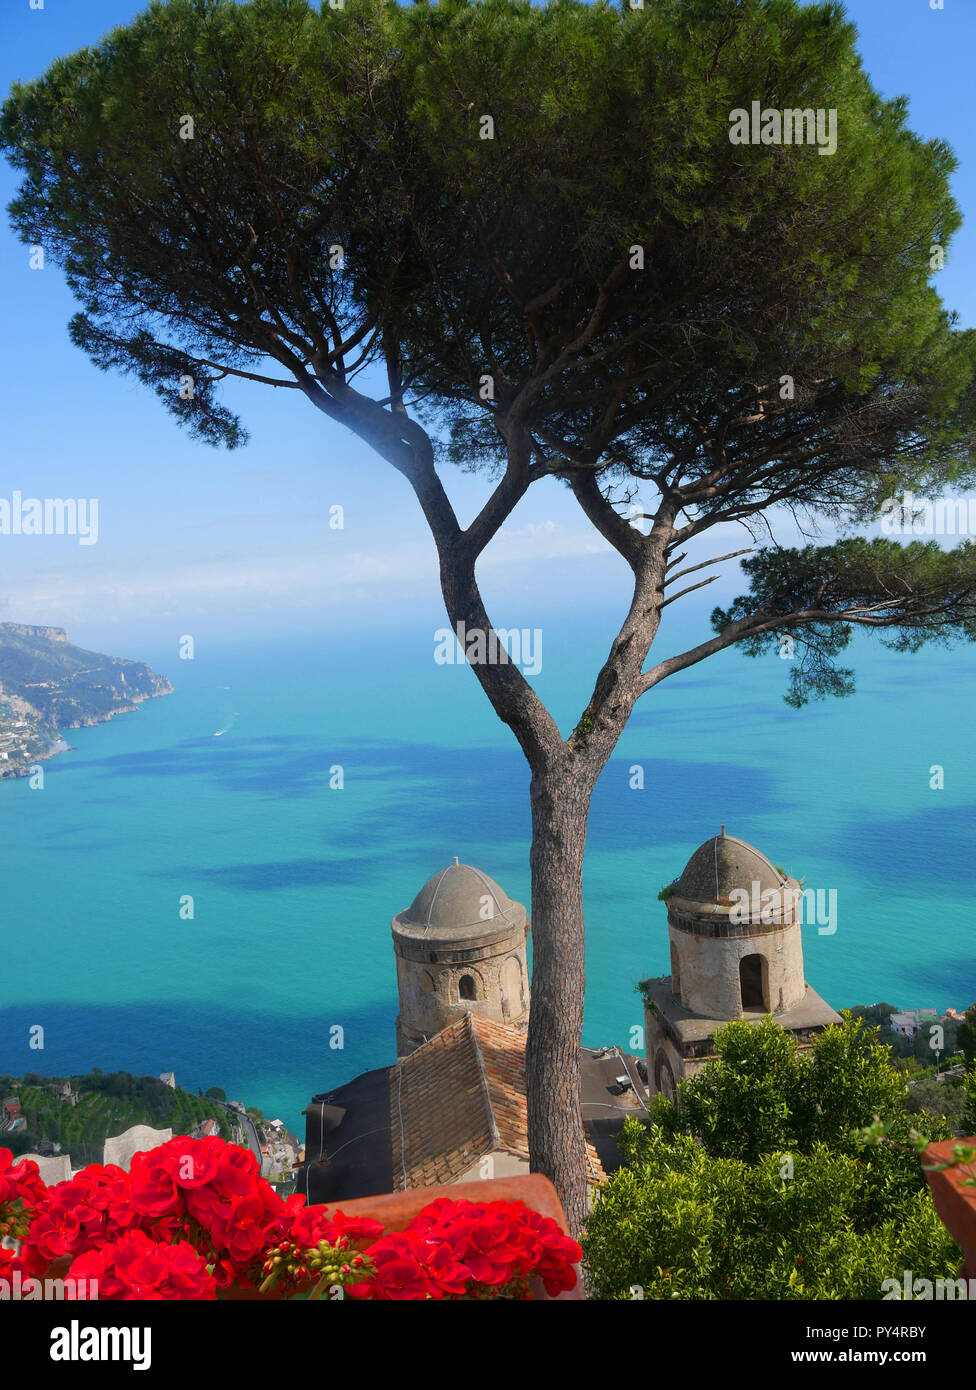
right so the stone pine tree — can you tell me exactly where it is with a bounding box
[5,0,976,1232]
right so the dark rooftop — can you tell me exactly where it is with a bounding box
[300,1066,394,1206]
[298,1036,650,1205]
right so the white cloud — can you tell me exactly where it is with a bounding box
[489,519,612,560]
[0,518,617,626]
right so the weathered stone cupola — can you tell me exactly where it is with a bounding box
[666,827,806,1019]
[392,859,530,1058]
[643,828,841,1101]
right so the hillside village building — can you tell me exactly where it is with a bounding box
[889,1008,939,1039]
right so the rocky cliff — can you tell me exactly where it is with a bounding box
[0,623,172,775]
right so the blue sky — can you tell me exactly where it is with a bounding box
[2,0,975,655]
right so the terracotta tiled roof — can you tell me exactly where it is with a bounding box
[389,1014,605,1191]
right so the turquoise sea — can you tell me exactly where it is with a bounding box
[2,608,975,1137]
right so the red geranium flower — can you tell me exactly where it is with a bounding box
[408,1200,527,1286]
[69,1228,216,1301]
[405,1196,580,1297]
[419,1240,473,1298]
[360,1232,434,1300]
[27,1201,83,1262]
[0,1148,47,1211]
[64,1243,127,1300]
[352,1229,472,1301]
[156,1136,227,1190]
[0,1148,48,1246]
[75,1165,143,1243]
[511,1207,581,1294]
[290,1205,384,1252]
[24,1166,138,1262]
[129,1151,183,1220]
[0,1242,48,1283]
[208,1189,278,1266]
[211,1140,262,1196]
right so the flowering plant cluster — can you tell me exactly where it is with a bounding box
[1,1139,581,1301]
[1,1147,47,1268]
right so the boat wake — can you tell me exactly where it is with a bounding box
[214,698,239,738]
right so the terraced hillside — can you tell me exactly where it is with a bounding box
[1,1071,231,1169]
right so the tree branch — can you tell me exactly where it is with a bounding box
[664,547,754,585]
[658,574,720,609]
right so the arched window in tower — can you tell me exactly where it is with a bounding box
[458,974,477,1001]
[739,953,767,1011]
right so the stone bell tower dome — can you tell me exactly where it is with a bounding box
[666,827,806,1019]
[643,827,841,1102]
[392,859,530,1058]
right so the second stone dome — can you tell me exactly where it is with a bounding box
[674,831,787,904]
[395,860,527,938]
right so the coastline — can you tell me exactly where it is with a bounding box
[0,683,173,779]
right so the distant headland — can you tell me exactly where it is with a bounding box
[0,623,172,777]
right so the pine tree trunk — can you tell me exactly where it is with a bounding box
[525,763,593,1239]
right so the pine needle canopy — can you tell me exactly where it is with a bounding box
[2,0,973,496]
[4,0,976,707]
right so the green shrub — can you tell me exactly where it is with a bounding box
[582,1016,958,1298]
[583,1126,957,1300]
